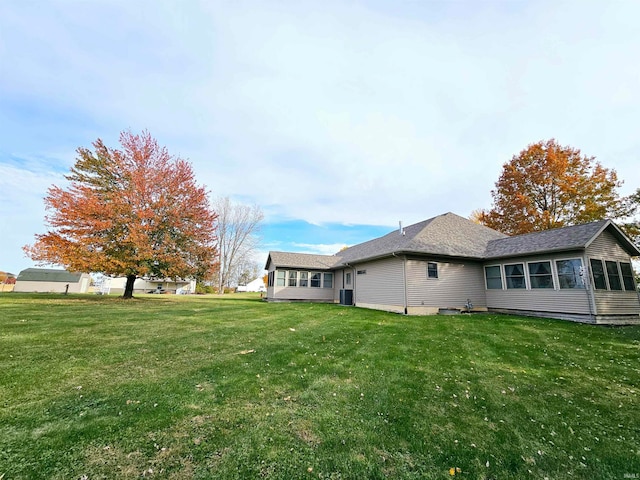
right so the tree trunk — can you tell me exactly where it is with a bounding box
[123,274,136,299]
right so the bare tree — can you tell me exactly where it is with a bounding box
[213,196,264,294]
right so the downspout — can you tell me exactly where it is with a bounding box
[393,252,408,315]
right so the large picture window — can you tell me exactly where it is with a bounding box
[528,261,553,289]
[504,263,526,289]
[484,265,502,289]
[605,261,622,290]
[620,262,636,291]
[590,259,607,290]
[556,259,583,289]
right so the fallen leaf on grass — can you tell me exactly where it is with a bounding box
[238,349,256,355]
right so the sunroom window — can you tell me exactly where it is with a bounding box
[504,263,526,289]
[556,259,584,289]
[528,261,553,289]
[590,259,607,290]
[605,261,622,290]
[310,272,321,288]
[620,262,636,291]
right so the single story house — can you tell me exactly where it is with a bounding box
[265,212,640,325]
[237,277,267,292]
[14,268,91,294]
[95,276,196,295]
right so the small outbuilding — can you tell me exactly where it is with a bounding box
[14,268,91,294]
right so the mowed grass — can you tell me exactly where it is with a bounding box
[1,294,639,479]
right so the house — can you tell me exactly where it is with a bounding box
[14,268,91,294]
[237,277,266,292]
[265,213,640,325]
[95,276,196,295]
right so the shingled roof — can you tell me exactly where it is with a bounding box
[485,219,640,258]
[266,251,340,270]
[335,212,507,264]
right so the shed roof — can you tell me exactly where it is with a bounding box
[16,268,85,283]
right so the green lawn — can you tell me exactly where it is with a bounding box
[1,293,639,479]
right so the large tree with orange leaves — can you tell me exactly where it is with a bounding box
[25,130,217,298]
[480,139,627,235]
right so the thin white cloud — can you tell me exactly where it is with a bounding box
[292,243,348,256]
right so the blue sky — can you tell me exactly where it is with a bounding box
[1,0,640,275]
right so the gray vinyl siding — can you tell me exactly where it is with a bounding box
[406,259,486,308]
[485,251,592,315]
[353,257,405,308]
[586,230,640,315]
[271,284,335,301]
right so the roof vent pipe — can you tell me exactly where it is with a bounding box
[399,221,405,236]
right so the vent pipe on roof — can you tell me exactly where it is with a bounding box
[399,221,405,236]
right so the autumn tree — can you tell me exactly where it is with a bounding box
[25,130,217,299]
[480,139,626,235]
[618,187,640,245]
[212,196,263,294]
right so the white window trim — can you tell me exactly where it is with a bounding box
[427,262,438,280]
[526,260,555,290]
[484,264,504,290]
[504,262,528,290]
[554,257,585,290]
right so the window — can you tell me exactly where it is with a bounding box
[268,271,274,287]
[345,272,352,285]
[276,271,286,287]
[556,259,584,289]
[504,263,526,289]
[288,271,298,287]
[323,273,333,289]
[427,262,438,279]
[528,261,553,289]
[590,259,607,290]
[357,269,367,275]
[484,265,502,289]
[299,271,308,287]
[605,261,622,290]
[310,272,321,288]
[620,262,636,291]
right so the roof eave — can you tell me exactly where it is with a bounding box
[484,246,586,261]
